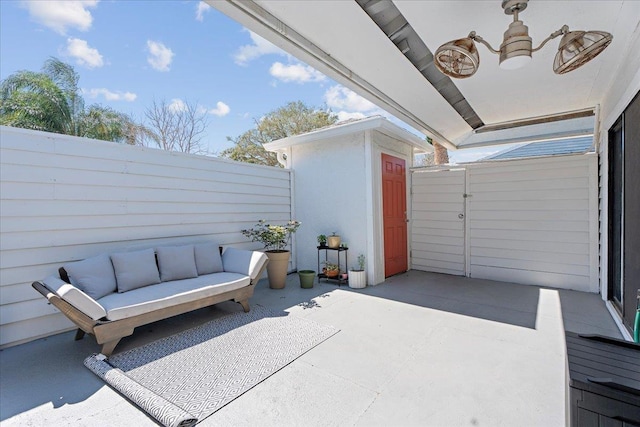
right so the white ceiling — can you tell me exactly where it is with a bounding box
[210,1,640,149]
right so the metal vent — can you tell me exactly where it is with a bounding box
[357,0,485,130]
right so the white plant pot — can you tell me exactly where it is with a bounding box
[348,270,366,288]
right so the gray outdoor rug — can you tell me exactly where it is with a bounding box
[84,305,339,427]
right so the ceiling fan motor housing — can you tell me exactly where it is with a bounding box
[499,19,533,68]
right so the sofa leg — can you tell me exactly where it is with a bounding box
[100,339,122,357]
[75,329,86,341]
[238,299,250,313]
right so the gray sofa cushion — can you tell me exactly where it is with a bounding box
[98,273,250,321]
[63,254,117,300]
[156,245,198,282]
[110,249,160,292]
[42,276,107,320]
[194,243,223,275]
[221,247,269,282]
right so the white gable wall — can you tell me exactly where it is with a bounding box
[290,131,368,277]
[288,127,414,285]
[0,127,293,349]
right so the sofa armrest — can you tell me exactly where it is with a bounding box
[221,248,269,284]
[38,276,107,321]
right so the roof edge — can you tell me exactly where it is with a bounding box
[264,116,433,152]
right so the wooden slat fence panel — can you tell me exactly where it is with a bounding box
[0,127,292,348]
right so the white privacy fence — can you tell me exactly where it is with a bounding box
[0,127,292,348]
[411,154,599,292]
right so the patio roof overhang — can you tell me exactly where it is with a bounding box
[208,0,640,150]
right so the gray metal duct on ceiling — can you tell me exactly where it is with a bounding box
[357,0,485,130]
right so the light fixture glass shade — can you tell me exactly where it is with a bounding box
[553,30,613,74]
[500,54,531,70]
[498,19,532,70]
[434,37,480,79]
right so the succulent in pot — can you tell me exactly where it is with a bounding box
[322,261,340,278]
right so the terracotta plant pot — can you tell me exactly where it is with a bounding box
[265,250,290,289]
[324,268,339,278]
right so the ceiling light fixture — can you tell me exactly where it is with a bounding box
[434,0,613,78]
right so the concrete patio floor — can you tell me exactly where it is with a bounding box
[0,271,622,426]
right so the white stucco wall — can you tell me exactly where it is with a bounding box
[287,127,415,286]
[290,132,369,279]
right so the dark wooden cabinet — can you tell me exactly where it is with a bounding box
[566,332,640,426]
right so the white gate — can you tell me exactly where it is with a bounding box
[411,168,466,275]
[410,155,598,292]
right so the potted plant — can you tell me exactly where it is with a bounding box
[242,219,301,289]
[322,261,340,278]
[298,270,315,288]
[348,254,367,289]
[317,234,327,247]
[327,232,341,249]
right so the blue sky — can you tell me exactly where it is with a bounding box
[0,0,504,162]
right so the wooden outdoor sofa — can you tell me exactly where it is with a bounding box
[32,244,268,356]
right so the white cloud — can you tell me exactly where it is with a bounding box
[86,88,137,102]
[324,85,378,113]
[323,84,395,123]
[196,1,210,21]
[146,40,174,72]
[336,111,367,121]
[269,62,325,84]
[209,101,230,117]
[22,0,98,34]
[64,38,103,68]
[233,30,286,66]
[168,99,229,117]
[168,98,187,112]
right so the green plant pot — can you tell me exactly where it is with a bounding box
[298,270,315,288]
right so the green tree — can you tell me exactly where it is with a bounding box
[0,57,141,143]
[220,101,338,166]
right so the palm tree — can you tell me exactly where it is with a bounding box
[0,57,143,143]
[0,69,72,133]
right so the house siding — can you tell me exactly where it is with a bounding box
[0,126,292,348]
[466,154,599,291]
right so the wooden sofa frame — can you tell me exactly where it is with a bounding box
[32,261,268,356]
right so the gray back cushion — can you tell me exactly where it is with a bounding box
[110,249,161,292]
[194,243,223,275]
[63,254,117,300]
[156,245,198,281]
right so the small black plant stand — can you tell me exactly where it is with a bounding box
[317,246,348,286]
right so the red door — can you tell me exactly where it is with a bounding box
[382,153,408,277]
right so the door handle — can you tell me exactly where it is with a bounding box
[458,213,464,219]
